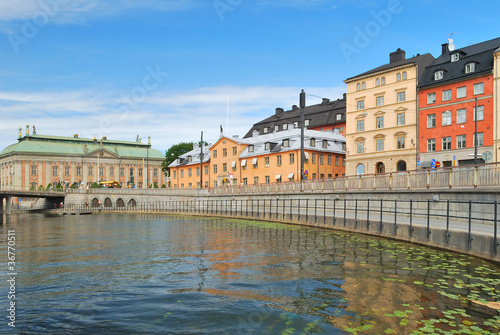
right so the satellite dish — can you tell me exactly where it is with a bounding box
[447,38,455,51]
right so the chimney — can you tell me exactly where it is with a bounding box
[322,98,330,105]
[390,48,406,63]
[441,43,449,55]
[193,143,199,151]
[275,107,284,115]
[73,134,79,138]
[292,105,299,110]
[102,136,107,140]
[343,93,346,100]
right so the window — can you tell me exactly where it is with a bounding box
[397,137,405,149]
[304,119,310,126]
[442,136,452,150]
[442,110,452,126]
[204,166,209,175]
[263,127,269,134]
[457,135,467,149]
[289,153,294,164]
[357,100,364,110]
[327,155,332,165]
[376,139,384,151]
[187,155,192,162]
[110,167,114,176]
[427,114,436,128]
[196,167,200,176]
[153,169,158,177]
[139,168,143,177]
[402,72,407,80]
[242,178,247,185]
[65,166,70,176]
[282,124,288,130]
[397,113,405,125]
[180,170,184,178]
[120,168,124,176]
[310,138,315,147]
[320,154,324,165]
[265,142,270,150]
[254,177,259,185]
[52,166,58,176]
[264,176,270,184]
[31,165,37,176]
[223,148,227,157]
[264,157,269,167]
[376,78,380,86]
[232,161,236,171]
[277,155,282,166]
[356,83,360,91]
[474,82,484,95]
[336,114,342,121]
[222,163,227,172]
[434,71,443,80]
[457,109,466,124]
[376,116,384,129]
[451,53,459,62]
[396,73,401,81]
[335,156,339,166]
[248,145,254,152]
[282,139,289,147]
[173,171,176,179]
[357,120,364,132]
[381,77,385,85]
[322,140,328,148]
[311,153,316,164]
[362,82,366,89]
[376,96,384,106]
[274,125,279,132]
[188,168,192,176]
[88,167,93,176]
[474,105,484,121]
[213,150,217,158]
[427,92,436,104]
[465,63,475,73]
[76,166,81,176]
[397,92,405,102]
[213,165,217,174]
[457,86,467,99]
[442,89,452,101]
[129,168,134,176]
[356,164,365,175]
[232,146,237,155]
[474,132,484,147]
[427,139,436,152]
[252,158,258,168]
[294,121,300,128]
[357,142,364,153]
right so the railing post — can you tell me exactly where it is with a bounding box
[389,173,393,190]
[426,170,430,189]
[343,198,346,227]
[393,199,398,235]
[446,200,451,244]
[323,199,326,225]
[379,199,383,233]
[366,199,370,231]
[474,166,478,188]
[409,199,414,238]
[494,201,498,255]
[407,171,411,189]
[314,199,317,224]
[427,199,431,240]
[354,199,358,228]
[333,198,336,226]
[448,169,453,189]
[468,200,473,249]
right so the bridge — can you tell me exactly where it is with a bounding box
[0,190,66,215]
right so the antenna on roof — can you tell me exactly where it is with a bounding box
[447,32,460,51]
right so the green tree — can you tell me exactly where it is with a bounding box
[161,142,194,176]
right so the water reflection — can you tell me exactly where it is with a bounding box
[0,214,499,334]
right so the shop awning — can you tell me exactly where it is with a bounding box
[275,174,281,179]
[252,158,258,165]
[241,159,247,167]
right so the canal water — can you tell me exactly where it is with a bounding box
[1,213,499,334]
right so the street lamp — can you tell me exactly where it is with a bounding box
[300,89,306,191]
[200,131,204,189]
[474,98,478,165]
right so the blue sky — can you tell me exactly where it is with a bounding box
[1,0,499,153]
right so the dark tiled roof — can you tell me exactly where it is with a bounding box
[419,37,500,89]
[345,53,435,83]
[243,98,346,138]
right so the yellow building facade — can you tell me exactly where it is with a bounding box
[209,136,249,187]
[344,50,434,176]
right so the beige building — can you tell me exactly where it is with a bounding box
[344,49,434,176]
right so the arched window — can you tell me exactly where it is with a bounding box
[397,160,407,171]
[376,78,380,86]
[396,73,401,81]
[362,82,366,89]
[402,72,407,80]
[381,77,385,85]
[356,83,360,91]
[356,164,365,175]
[376,162,385,174]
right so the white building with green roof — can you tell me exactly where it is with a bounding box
[0,126,166,190]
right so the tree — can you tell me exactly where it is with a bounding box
[161,142,205,176]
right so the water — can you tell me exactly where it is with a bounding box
[1,213,499,334]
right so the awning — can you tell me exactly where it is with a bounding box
[288,173,294,179]
[304,152,310,159]
[275,174,281,179]
[241,159,247,167]
[252,158,258,165]
[231,161,236,168]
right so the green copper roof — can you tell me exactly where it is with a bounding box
[0,135,165,160]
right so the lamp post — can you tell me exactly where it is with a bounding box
[200,131,204,189]
[474,97,478,165]
[300,89,306,191]
[147,136,150,188]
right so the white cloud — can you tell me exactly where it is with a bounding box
[0,85,345,153]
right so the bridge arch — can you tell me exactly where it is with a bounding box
[91,198,99,207]
[104,198,112,208]
[116,198,125,208]
[128,199,136,207]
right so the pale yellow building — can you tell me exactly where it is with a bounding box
[494,47,500,163]
[344,49,434,176]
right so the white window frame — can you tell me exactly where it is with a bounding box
[465,63,475,73]
[434,71,443,80]
[442,89,452,101]
[427,92,436,104]
[442,110,452,126]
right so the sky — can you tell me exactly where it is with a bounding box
[1,0,499,154]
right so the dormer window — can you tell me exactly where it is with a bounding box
[282,124,288,130]
[451,53,459,62]
[248,145,254,153]
[310,138,315,147]
[434,70,444,81]
[304,119,310,126]
[265,142,270,150]
[465,63,476,73]
[282,139,289,147]
[263,127,269,134]
[187,155,192,162]
[322,140,328,148]
[274,125,279,132]
[336,114,342,121]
